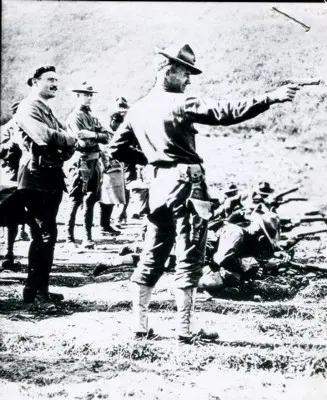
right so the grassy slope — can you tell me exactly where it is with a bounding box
[1,2,327,204]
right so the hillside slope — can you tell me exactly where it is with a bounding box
[1,2,327,204]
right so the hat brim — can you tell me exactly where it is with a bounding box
[72,90,98,94]
[258,189,274,195]
[224,190,239,195]
[158,51,202,75]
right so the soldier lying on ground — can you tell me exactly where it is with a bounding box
[198,210,291,292]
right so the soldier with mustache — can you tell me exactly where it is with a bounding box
[14,65,76,313]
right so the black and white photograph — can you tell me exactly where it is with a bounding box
[1,1,327,399]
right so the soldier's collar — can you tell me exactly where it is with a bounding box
[80,105,91,113]
[33,97,53,116]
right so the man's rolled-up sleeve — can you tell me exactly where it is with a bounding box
[184,95,271,126]
[109,121,147,165]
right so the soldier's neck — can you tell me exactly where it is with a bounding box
[30,92,50,106]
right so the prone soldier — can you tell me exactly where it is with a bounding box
[199,210,291,291]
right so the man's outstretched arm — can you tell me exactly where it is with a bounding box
[184,85,300,126]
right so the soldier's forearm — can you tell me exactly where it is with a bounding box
[95,131,109,144]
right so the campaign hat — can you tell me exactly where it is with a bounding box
[157,44,202,75]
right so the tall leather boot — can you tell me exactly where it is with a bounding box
[66,199,80,243]
[131,282,154,338]
[83,195,95,248]
[100,203,120,236]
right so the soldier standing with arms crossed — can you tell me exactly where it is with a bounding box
[14,65,76,313]
[109,44,300,343]
[65,82,110,249]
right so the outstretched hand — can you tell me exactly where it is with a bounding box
[268,85,300,103]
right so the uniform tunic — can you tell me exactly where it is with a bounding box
[109,86,272,288]
[14,95,76,292]
[66,105,109,200]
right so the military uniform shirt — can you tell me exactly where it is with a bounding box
[109,87,271,166]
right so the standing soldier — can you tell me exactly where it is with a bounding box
[99,97,129,235]
[14,65,76,312]
[65,82,110,249]
[109,43,300,343]
[0,100,29,271]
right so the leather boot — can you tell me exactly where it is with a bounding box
[100,203,121,236]
[66,200,80,243]
[131,282,154,337]
[83,199,95,248]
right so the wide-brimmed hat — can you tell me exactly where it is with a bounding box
[110,97,129,120]
[27,65,56,87]
[115,97,129,113]
[257,181,274,196]
[157,44,202,75]
[223,183,239,196]
[72,81,98,94]
[251,210,281,243]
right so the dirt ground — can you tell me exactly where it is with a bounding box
[1,3,327,398]
[1,133,327,400]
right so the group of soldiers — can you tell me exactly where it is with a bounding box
[0,42,318,344]
[0,79,149,257]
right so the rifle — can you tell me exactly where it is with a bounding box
[287,260,327,273]
[282,228,327,251]
[281,216,327,232]
[277,197,308,205]
[266,186,303,210]
[279,79,321,87]
[273,186,300,201]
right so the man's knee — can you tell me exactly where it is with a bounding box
[131,263,165,287]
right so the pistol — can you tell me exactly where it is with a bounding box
[279,78,321,87]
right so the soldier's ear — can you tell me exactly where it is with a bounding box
[32,77,39,87]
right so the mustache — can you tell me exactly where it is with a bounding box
[50,86,58,91]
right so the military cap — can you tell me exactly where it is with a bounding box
[115,97,129,111]
[223,183,239,196]
[157,44,202,75]
[257,181,274,196]
[110,97,129,120]
[72,81,98,94]
[251,210,281,243]
[27,65,56,87]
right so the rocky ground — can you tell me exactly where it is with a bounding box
[1,190,327,400]
[1,2,327,399]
